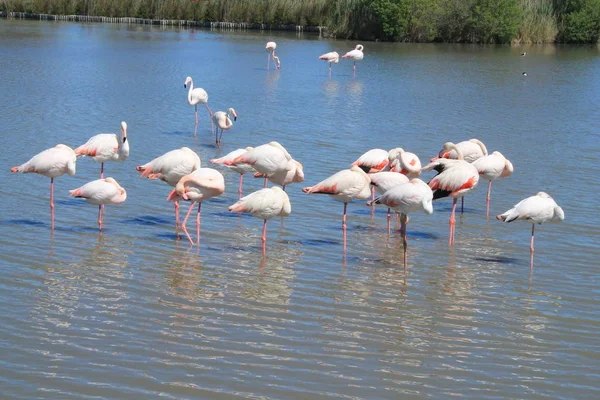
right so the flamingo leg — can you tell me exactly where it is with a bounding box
[263,177,268,188]
[238,175,244,199]
[261,219,268,255]
[282,185,286,192]
[342,202,348,251]
[98,205,103,230]
[486,180,492,219]
[194,104,198,126]
[174,201,180,238]
[400,213,408,271]
[329,63,332,77]
[180,201,195,245]
[449,198,458,246]
[99,162,106,216]
[196,202,202,245]
[267,53,270,70]
[530,224,535,268]
[218,128,224,145]
[386,208,392,236]
[100,162,104,179]
[50,178,55,230]
[205,103,212,116]
[461,197,464,214]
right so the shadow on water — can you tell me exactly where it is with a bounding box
[4,219,46,227]
[354,208,387,216]
[121,215,172,225]
[474,255,521,265]
[406,230,440,240]
[56,199,86,206]
[161,130,192,136]
[297,238,340,246]
[435,204,480,215]
[154,232,180,241]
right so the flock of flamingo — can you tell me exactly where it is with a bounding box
[9,41,564,269]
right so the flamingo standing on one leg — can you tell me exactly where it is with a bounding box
[342,44,364,76]
[353,148,390,204]
[69,177,127,230]
[167,168,225,245]
[302,165,371,251]
[472,151,514,218]
[369,171,409,235]
[10,144,77,230]
[319,51,339,76]
[253,159,304,191]
[228,186,291,253]
[210,147,255,198]
[497,192,564,268]
[225,141,294,189]
[266,42,277,70]
[367,179,433,270]
[136,147,201,235]
[387,148,422,179]
[423,142,479,246]
[212,108,238,147]
[184,76,212,134]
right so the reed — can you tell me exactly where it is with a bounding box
[516,0,558,43]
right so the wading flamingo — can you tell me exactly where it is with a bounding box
[423,142,479,246]
[10,144,77,230]
[472,151,514,218]
[69,177,127,230]
[228,186,291,253]
[367,179,433,270]
[211,147,255,198]
[302,165,371,251]
[319,51,339,76]
[353,148,390,203]
[342,44,364,76]
[387,148,422,179]
[266,42,277,70]
[253,159,304,190]
[369,171,409,234]
[225,142,293,188]
[184,76,212,132]
[136,147,201,235]
[167,168,225,245]
[75,121,129,178]
[497,192,564,268]
[212,108,238,147]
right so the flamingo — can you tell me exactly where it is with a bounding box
[353,148,390,203]
[423,142,479,246]
[136,147,201,235]
[369,171,409,234]
[210,147,254,198]
[225,142,293,188]
[272,55,281,70]
[75,121,129,178]
[302,165,371,250]
[253,159,304,190]
[69,177,127,230]
[342,44,364,75]
[228,186,291,253]
[319,51,339,76]
[184,76,212,132]
[472,151,514,218]
[167,168,225,245]
[367,179,433,269]
[212,108,238,147]
[10,144,77,230]
[266,41,277,70]
[388,148,422,179]
[497,192,564,268]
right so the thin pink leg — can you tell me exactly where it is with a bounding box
[370,186,375,218]
[205,103,212,116]
[267,53,270,70]
[238,175,243,199]
[486,180,492,219]
[449,198,457,246]
[100,162,104,179]
[194,105,198,126]
[97,205,102,230]
[461,197,464,214]
[180,202,195,245]
[342,202,348,251]
[400,213,408,271]
[530,224,535,268]
[196,202,202,245]
[387,207,391,236]
[263,177,268,188]
[174,201,180,238]
[50,178,55,230]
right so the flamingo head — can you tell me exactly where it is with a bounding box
[227,108,238,121]
[356,44,364,51]
[184,76,192,88]
[120,121,128,140]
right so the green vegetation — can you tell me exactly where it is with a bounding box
[1,0,599,42]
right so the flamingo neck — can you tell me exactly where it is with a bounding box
[187,80,194,103]
[449,144,464,160]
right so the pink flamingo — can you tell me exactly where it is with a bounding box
[69,177,127,230]
[367,178,433,269]
[302,165,371,250]
[472,151,514,218]
[10,144,77,230]
[225,141,293,189]
[319,51,339,76]
[497,192,564,268]
[253,159,304,191]
[369,171,409,234]
[184,76,212,133]
[387,148,422,179]
[136,147,201,234]
[74,121,129,178]
[210,147,255,198]
[353,148,390,203]
[265,42,278,70]
[342,44,364,76]
[212,108,238,147]
[423,142,479,246]
[167,168,225,245]
[228,186,291,253]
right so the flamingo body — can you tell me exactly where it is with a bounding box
[388,148,422,178]
[254,160,304,188]
[342,44,364,61]
[75,121,129,164]
[136,147,201,187]
[433,138,488,163]
[302,165,371,203]
[353,149,389,173]
[473,151,514,217]
[227,142,293,182]
[211,147,255,175]
[70,177,127,206]
[497,192,564,225]
[369,171,409,195]
[212,108,238,146]
[11,144,77,178]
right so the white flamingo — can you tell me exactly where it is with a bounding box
[472,151,514,218]
[210,147,255,198]
[225,142,293,188]
[369,171,409,234]
[387,148,422,179]
[69,177,127,230]
[319,51,339,76]
[212,108,238,147]
[253,159,304,190]
[342,44,364,75]
[184,76,212,132]
[75,121,129,178]
[265,41,278,70]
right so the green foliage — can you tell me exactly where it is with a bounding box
[469,0,523,43]
[560,0,600,42]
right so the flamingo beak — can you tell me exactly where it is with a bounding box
[181,193,189,201]
[184,84,187,88]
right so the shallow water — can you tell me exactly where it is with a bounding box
[1,20,599,399]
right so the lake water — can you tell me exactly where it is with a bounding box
[1,19,599,399]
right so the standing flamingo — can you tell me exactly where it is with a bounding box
[75,121,129,178]
[342,44,364,76]
[472,151,514,218]
[319,51,339,76]
[10,144,77,230]
[353,148,390,202]
[388,148,422,179]
[167,168,225,245]
[266,42,277,70]
[367,179,433,269]
[184,76,212,133]
[225,142,293,188]
[302,165,371,250]
[423,142,479,246]
[69,177,127,230]
[369,171,409,234]
[211,147,254,198]
[228,186,291,253]
[136,147,201,235]
[212,108,238,147]
[253,159,304,190]
[497,192,564,268]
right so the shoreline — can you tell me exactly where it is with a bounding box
[0,11,330,37]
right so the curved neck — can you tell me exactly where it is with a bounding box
[448,143,464,160]
[187,80,194,103]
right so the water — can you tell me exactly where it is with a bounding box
[1,20,599,399]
